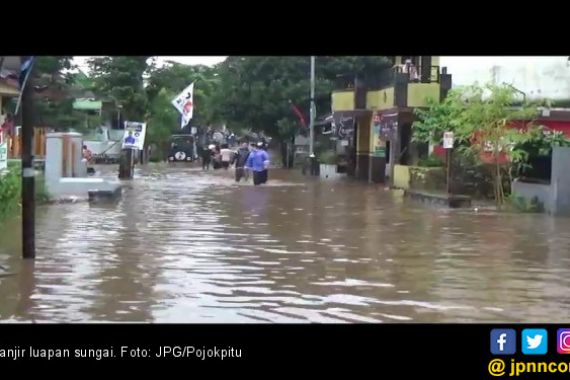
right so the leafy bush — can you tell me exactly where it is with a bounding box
[417,154,444,167]
[506,195,544,213]
[0,168,51,221]
[0,168,22,220]
[511,126,570,180]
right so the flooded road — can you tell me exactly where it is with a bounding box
[1,164,570,323]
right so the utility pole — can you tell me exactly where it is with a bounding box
[309,56,317,175]
[20,56,35,259]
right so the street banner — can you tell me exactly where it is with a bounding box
[121,121,147,150]
[0,142,7,172]
[289,100,307,128]
[372,112,385,158]
[171,83,194,129]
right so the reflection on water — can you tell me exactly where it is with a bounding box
[1,164,570,322]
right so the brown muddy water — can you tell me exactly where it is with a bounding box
[0,163,569,323]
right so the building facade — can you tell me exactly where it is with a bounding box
[331,56,452,184]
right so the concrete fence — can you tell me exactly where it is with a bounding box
[511,147,570,216]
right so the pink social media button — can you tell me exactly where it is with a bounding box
[557,329,570,354]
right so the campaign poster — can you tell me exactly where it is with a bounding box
[122,121,147,150]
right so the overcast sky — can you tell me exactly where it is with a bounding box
[72,56,570,99]
[72,56,227,72]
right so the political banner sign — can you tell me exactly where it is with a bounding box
[122,121,147,150]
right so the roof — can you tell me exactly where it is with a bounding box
[0,56,20,71]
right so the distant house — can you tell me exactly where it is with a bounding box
[0,56,20,122]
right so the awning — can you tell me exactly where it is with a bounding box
[0,80,19,96]
[73,99,103,111]
[332,109,372,118]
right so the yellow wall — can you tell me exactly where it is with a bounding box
[393,165,411,189]
[366,88,394,111]
[332,91,354,111]
[432,56,440,66]
[407,83,440,108]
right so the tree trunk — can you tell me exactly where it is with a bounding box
[118,148,134,179]
[495,155,503,208]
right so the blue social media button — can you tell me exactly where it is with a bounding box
[522,329,548,355]
[491,329,516,355]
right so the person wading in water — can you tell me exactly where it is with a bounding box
[201,144,214,171]
[233,142,251,182]
[220,143,233,170]
[245,142,270,185]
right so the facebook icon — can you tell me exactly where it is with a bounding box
[491,329,516,355]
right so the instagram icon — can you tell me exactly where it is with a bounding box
[558,329,570,354]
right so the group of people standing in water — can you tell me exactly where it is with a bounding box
[199,141,270,185]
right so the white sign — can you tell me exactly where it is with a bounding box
[191,127,197,135]
[171,82,194,129]
[121,121,147,150]
[443,131,454,149]
[0,142,7,172]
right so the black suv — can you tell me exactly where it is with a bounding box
[168,135,196,162]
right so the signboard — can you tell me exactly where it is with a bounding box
[378,113,398,141]
[443,131,454,149]
[332,113,355,138]
[122,121,147,150]
[372,112,384,157]
[172,82,194,129]
[191,127,197,135]
[0,142,7,172]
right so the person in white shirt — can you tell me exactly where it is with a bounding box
[220,144,233,170]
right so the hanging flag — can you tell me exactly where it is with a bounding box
[289,100,307,128]
[172,82,194,129]
[19,57,35,89]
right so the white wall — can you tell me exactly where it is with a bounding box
[441,56,570,100]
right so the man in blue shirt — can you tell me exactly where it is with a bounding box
[124,131,136,145]
[246,142,269,185]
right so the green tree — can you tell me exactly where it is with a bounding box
[145,61,220,127]
[146,88,180,157]
[414,84,540,206]
[31,56,90,131]
[209,56,392,160]
[88,56,150,121]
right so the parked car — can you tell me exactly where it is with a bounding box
[168,134,196,162]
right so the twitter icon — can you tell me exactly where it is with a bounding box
[522,329,548,355]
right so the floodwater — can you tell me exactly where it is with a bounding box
[1,163,570,323]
